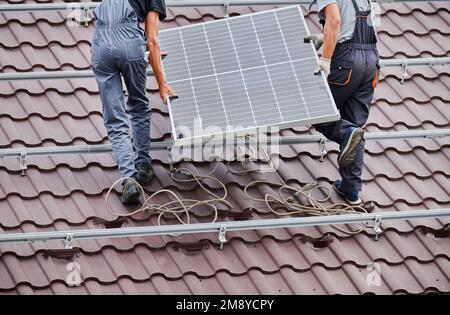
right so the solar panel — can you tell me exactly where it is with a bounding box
[159,5,339,142]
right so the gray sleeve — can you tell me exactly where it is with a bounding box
[316,0,337,20]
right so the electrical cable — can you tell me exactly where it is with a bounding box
[229,135,368,234]
[104,161,232,225]
[104,135,369,234]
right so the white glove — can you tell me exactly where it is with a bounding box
[314,57,331,78]
[304,34,324,51]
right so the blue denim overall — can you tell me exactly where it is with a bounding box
[91,0,150,178]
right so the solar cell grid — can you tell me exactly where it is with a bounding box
[159,6,339,141]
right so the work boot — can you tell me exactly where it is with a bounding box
[121,178,141,204]
[134,163,155,186]
[338,127,364,167]
[333,180,362,205]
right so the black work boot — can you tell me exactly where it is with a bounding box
[134,163,155,186]
[121,178,141,204]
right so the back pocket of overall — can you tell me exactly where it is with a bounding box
[126,37,145,60]
[328,60,353,86]
[90,39,102,65]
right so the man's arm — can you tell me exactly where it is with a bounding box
[145,11,176,105]
[322,3,341,60]
[313,3,341,78]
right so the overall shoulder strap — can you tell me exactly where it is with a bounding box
[351,0,360,13]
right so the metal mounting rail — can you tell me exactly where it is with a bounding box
[1,0,448,12]
[0,129,448,158]
[278,129,450,143]
[0,57,448,82]
[379,57,450,67]
[379,57,450,83]
[0,1,305,12]
[0,69,154,81]
[0,143,165,157]
[0,209,449,246]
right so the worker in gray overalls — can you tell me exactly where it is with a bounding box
[306,0,379,204]
[91,0,176,204]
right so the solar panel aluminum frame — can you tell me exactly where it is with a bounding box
[161,5,340,144]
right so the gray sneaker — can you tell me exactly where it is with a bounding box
[338,127,364,167]
[121,178,141,204]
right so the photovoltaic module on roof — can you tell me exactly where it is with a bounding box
[159,5,340,141]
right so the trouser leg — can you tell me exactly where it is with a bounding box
[313,49,377,193]
[338,73,374,193]
[314,66,362,144]
[93,65,136,178]
[314,117,357,144]
[121,58,151,166]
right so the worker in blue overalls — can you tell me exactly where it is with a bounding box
[91,0,176,204]
[306,0,379,205]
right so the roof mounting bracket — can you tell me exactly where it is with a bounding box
[425,133,444,139]
[218,225,227,249]
[319,136,327,162]
[223,1,231,18]
[167,145,176,174]
[19,153,27,176]
[400,61,408,84]
[67,3,92,27]
[167,144,192,179]
[373,215,382,241]
[65,233,74,249]
[81,6,91,27]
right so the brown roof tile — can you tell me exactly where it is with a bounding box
[0,1,449,294]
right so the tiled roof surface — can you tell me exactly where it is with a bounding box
[0,1,449,294]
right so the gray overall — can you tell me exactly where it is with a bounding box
[314,0,379,193]
[91,0,150,178]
